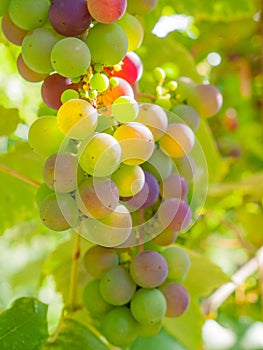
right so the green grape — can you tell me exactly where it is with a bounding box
[126,0,158,15]
[161,246,191,281]
[8,0,49,30]
[51,37,91,78]
[171,105,200,131]
[39,193,79,231]
[78,133,122,177]
[101,307,138,347]
[175,76,196,102]
[109,76,119,87]
[173,155,196,182]
[28,116,66,157]
[112,96,139,123]
[141,147,173,182]
[0,0,9,17]
[83,279,113,316]
[79,204,132,247]
[86,23,128,66]
[22,28,59,74]
[111,163,145,197]
[60,89,79,104]
[57,98,98,140]
[96,114,115,133]
[83,245,119,278]
[138,321,162,338]
[100,268,136,305]
[117,13,144,51]
[153,67,166,84]
[90,73,109,93]
[35,183,53,207]
[130,288,167,325]
[152,229,178,246]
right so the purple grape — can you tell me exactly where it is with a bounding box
[160,173,188,200]
[159,282,190,317]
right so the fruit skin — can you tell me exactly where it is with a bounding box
[88,0,127,24]
[159,282,190,317]
[126,0,158,15]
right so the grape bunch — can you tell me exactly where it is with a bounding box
[82,244,191,347]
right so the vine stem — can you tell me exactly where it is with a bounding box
[69,232,81,311]
[0,164,41,188]
[202,245,263,315]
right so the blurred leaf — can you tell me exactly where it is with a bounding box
[43,319,109,350]
[0,297,48,350]
[0,106,20,136]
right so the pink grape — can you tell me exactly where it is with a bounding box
[1,13,28,46]
[17,54,48,83]
[159,282,190,317]
[160,173,188,200]
[88,0,127,24]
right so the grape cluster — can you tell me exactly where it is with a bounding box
[82,245,190,347]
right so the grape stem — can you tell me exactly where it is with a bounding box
[69,232,81,311]
[0,164,41,187]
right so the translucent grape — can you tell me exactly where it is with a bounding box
[100,268,136,305]
[79,204,132,247]
[57,99,98,140]
[87,0,127,24]
[60,89,79,104]
[102,77,134,106]
[111,163,145,197]
[130,288,167,325]
[175,76,196,102]
[28,116,65,157]
[101,307,138,347]
[130,250,168,288]
[51,37,91,78]
[158,198,192,232]
[90,73,109,93]
[83,245,119,278]
[160,173,188,200]
[135,103,168,141]
[1,13,28,46]
[126,0,158,15]
[152,229,178,246]
[49,0,92,36]
[39,193,79,231]
[76,177,119,218]
[171,105,200,131]
[159,282,190,317]
[117,13,144,51]
[41,74,79,110]
[112,96,139,123]
[22,28,59,74]
[113,122,154,165]
[42,153,78,193]
[17,54,48,83]
[8,0,49,30]
[83,279,113,316]
[159,123,195,158]
[86,23,128,66]
[162,246,191,281]
[141,147,173,182]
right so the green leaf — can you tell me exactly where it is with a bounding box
[0,106,20,136]
[0,297,48,350]
[43,319,109,350]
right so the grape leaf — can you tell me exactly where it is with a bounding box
[0,106,20,136]
[42,319,109,350]
[0,297,48,350]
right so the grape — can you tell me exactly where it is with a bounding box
[41,74,79,110]
[1,13,28,46]
[173,155,196,182]
[159,123,195,158]
[83,279,113,316]
[158,198,192,232]
[61,89,79,104]
[175,76,196,102]
[86,23,128,66]
[16,54,48,83]
[122,171,159,209]
[78,133,121,177]
[42,153,78,193]
[162,246,191,281]
[102,77,134,106]
[111,163,145,197]
[57,99,98,140]
[130,288,166,325]
[100,307,138,347]
[0,0,9,16]
[83,245,119,278]
[152,229,178,246]
[79,204,132,247]
[39,193,79,231]
[159,282,190,317]
[28,116,65,157]
[117,13,144,51]
[51,37,91,78]
[76,177,119,218]
[126,0,158,15]
[137,321,162,338]
[48,0,92,36]
[160,173,188,200]
[22,28,59,74]
[112,96,139,123]
[171,105,200,131]
[141,147,173,182]
[35,183,53,207]
[130,250,168,288]
[96,114,116,133]
[135,103,168,141]
[8,0,49,30]
[87,0,127,24]
[113,122,154,165]
[90,73,109,93]
[153,67,166,84]
[100,268,136,305]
